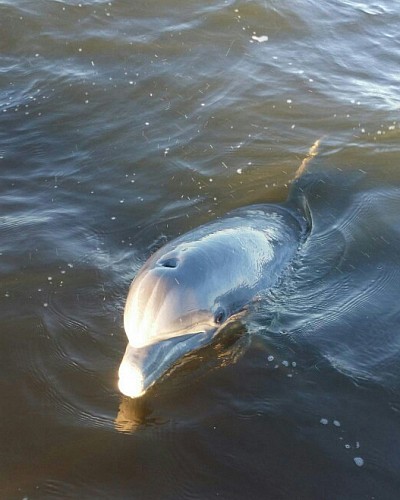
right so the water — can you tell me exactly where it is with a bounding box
[1,0,399,498]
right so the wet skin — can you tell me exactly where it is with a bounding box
[118,203,309,397]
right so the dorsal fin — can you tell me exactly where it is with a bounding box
[287,137,323,234]
[294,137,322,181]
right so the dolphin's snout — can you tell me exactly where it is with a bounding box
[118,332,216,398]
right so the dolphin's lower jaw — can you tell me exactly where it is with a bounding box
[118,331,215,398]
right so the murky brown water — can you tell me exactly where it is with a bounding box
[1,0,400,498]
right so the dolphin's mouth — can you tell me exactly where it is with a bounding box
[118,331,215,398]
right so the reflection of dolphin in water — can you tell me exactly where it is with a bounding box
[118,140,321,398]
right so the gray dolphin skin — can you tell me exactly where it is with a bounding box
[118,141,320,398]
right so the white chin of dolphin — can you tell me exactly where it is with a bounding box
[118,360,145,398]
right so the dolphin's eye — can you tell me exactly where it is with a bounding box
[159,257,178,268]
[214,308,226,325]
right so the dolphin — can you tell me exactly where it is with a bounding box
[118,140,320,397]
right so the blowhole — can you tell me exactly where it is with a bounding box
[159,257,178,268]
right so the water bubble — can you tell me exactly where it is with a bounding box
[320,418,329,425]
[251,35,269,43]
[353,457,364,467]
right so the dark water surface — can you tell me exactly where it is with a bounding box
[1,0,400,498]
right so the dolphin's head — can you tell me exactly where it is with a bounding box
[123,249,227,348]
[118,242,235,398]
[117,217,289,398]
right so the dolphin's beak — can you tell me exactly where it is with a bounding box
[118,332,214,398]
